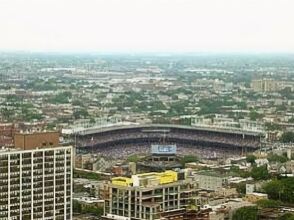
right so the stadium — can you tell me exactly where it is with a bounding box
[75,124,261,160]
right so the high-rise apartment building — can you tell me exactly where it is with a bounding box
[0,145,73,220]
[102,171,200,220]
[251,79,278,92]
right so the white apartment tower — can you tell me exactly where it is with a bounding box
[0,146,73,220]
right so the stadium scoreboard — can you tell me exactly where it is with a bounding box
[151,144,177,155]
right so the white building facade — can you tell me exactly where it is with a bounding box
[0,146,73,220]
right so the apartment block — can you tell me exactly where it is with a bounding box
[0,146,73,220]
[103,171,200,220]
[251,79,278,92]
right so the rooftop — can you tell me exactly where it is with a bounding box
[111,170,179,187]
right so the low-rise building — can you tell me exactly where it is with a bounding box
[193,171,228,191]
[245,193,268,203]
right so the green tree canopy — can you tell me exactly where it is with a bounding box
[288,118,294,123]
[232,206,258,220]
[246,154,257,164]
[49,91,72,104]
[180,155,199,166]
[249,110,264,121]
[256,199,282,208]
[127,154,140,163]
[268,154,288,163]
[280,132,294,143]
[251,165,270,180]
[73,108,89,119]
[263,177,294,203]
[73,169,101,180]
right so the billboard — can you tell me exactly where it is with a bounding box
[151,144,177,155]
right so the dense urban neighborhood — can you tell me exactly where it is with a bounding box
[1,53,294,220]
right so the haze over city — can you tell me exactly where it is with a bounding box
[1,0,294,53]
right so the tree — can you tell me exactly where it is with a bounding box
[268,154,288,163]
[279,213,294,220]
[235,182,246,195]
[46,123,56,130]
[89,118,96,124]
[276,105,287,111]
[263,179,284,201]
[82,206,104,216]
[73,200,104,217]
[249,110,263,121]
[265,122,281,131]
[280,87,293,99]
[232,206,258,220]
[127,154,140,163]
[74,169,101,180]
[0,108,12,121]
[246,154,256,164]
[180,155,199,166]
[263,178,294,203]
[289,118,294,123]
[73,108,89,119]
[72,99,84,107]
[73,200,82,213]
[256,199,282,208]
[251,165,270,180]
[49,91,72,104]
[280,132,294,143]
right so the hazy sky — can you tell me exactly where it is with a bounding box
[0,0,294,53]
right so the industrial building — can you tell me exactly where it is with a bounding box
[0,145,73,220]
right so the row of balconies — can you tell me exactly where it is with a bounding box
[9,161,20,165]
[22,158,32,162]
[0,164,8,168]
[0,157,8,161]
[0,168,8,173]
[9,155,20,160]
[10,173,20,178]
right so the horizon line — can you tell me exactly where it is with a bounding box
[1,49,294,56]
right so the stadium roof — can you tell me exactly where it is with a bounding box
[71,124,262,137]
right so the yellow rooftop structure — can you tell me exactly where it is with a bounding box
[111,170,178,187]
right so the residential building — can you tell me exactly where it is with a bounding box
[102,170,200,220]
[251,79,278,92]
[0,145,73,220]
[193,171,228,191]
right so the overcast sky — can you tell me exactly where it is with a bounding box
[0,0,294,53]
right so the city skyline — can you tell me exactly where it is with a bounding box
[1,0,294,53]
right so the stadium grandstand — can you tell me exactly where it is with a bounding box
[72,124,262,159]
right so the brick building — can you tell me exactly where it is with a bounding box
[14,131,60,150]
